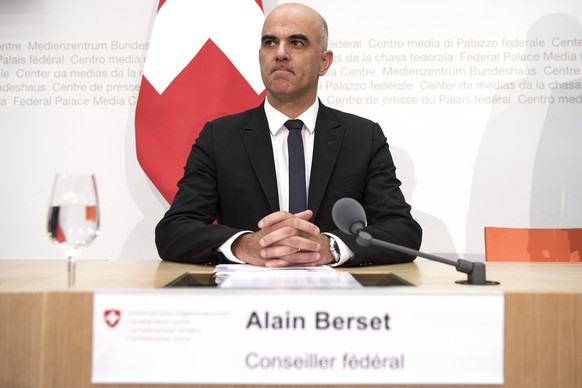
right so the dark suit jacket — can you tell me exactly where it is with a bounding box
[155,101,422,266]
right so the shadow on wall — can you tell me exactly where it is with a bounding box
[391,147,457,258]
[465,13,582,255]
[120,105,168,260]
[530,16,582,229]
[0,1,40,13]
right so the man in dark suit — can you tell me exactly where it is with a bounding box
[155,3,422,267]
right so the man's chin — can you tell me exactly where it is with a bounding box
[266,81,294,96]
[266,90,298,105]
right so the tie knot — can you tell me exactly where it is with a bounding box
[284,119,304,132]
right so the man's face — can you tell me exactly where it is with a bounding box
[259,6,332,104]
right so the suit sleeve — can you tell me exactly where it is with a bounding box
[338,123,423,266]
[155,122,242,264]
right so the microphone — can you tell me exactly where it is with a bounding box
[332,197,499,285]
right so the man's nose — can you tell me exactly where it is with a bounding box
[274,43,289,61]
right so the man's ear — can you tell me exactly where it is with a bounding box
[319,50,334,76]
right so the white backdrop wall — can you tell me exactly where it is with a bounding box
[1,0,581,261]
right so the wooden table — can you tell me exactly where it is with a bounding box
[1,259,581,388]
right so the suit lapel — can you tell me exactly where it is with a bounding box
[238,102,344,217]
[309,103,344,220]
[239,105,280,212]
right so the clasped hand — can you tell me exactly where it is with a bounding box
[232,210,332,267]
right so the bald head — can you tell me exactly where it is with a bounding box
[264,3,329,53]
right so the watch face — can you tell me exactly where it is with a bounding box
[329,238,340,263]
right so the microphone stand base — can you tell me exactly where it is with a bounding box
[455,280,501,285]
[455,262,500,285]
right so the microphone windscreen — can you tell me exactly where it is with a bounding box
[332,198,367,235]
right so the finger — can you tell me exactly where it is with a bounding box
[258,211,294,229]
[293,209,314,221]
[260,245,301,258]
[260,239,321,259]
[258,209,314,229]
[260,220,320,248]
[260,226,306,248]
[264,254,321,268]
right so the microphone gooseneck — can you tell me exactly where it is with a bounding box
[331,198,499,285]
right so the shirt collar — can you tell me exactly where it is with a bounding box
[264,98,319,136]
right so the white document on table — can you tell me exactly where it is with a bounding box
[213,264,363,289]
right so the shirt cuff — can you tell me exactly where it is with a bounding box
[217,231,252,264]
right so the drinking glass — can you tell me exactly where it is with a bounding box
[47,173,100,286]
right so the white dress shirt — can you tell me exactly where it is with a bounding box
[218,99,353,265]
[265,98,317,212]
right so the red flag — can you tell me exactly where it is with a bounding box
[135,0,266,203]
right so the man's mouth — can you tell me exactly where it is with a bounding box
[272,67,293,75]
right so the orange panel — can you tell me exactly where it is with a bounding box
[484,227,582,262]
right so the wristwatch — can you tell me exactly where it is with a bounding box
[328,236,341,265]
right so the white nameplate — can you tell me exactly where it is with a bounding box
[92,288,504,384]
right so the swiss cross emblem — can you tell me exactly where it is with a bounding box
[104,309,121,328]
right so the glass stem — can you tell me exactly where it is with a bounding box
[68,256,76,287]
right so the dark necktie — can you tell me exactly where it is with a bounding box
[285,119,306,213]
